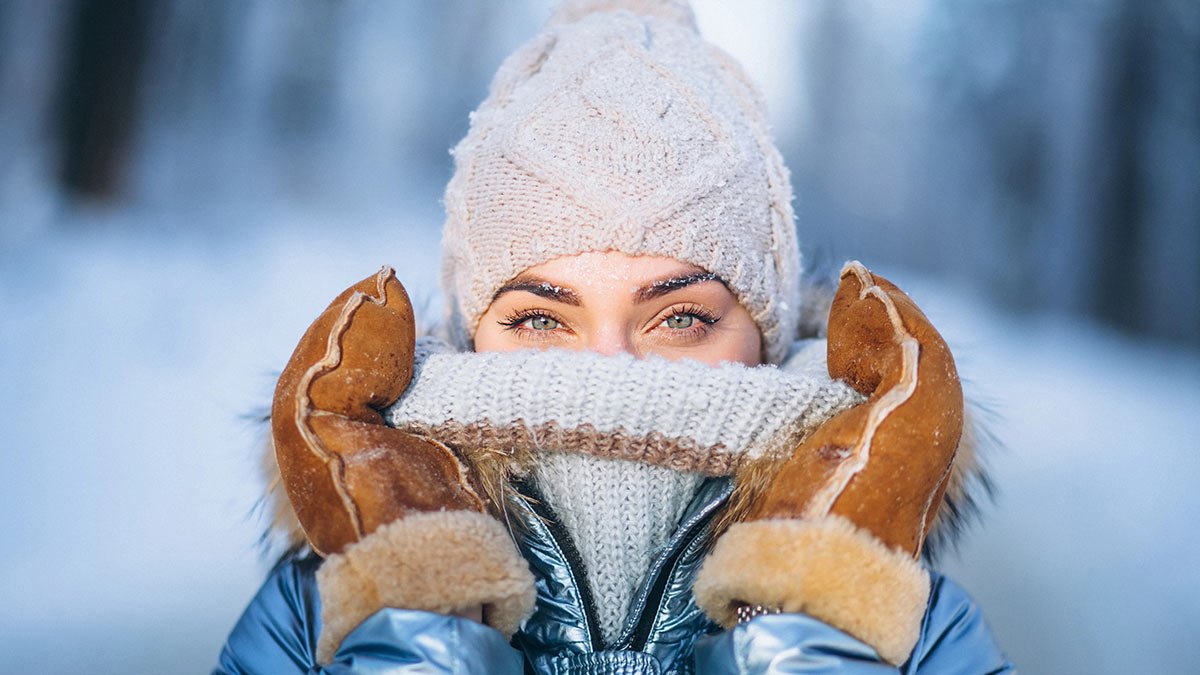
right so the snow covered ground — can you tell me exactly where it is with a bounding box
[1,209,1196,674]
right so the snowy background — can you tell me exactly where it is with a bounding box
[1,1,1197,673]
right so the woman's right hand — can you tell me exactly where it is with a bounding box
[271,266,488,557]
[271,266,534,664]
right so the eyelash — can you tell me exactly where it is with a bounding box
[498,309,568,341]
[497,304,722,343]
[654,304,721,342]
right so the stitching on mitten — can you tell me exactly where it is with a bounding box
[804,262,919,519]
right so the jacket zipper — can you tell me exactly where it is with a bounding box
[514,481,605,652]
[622,481,730,651]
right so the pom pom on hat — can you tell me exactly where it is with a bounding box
[547,0,698,30]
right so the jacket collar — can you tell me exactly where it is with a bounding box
[510,476,733,670]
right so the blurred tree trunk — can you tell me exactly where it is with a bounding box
[56,0,151,200]
[1091,1,1200,344]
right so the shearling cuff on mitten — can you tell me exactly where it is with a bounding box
[692,515,930,666]
[315,510,536,664]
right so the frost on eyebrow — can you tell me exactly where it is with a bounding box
[492,277,582,306]
[635,272,726,303]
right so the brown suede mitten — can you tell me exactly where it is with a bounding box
[694,261,963,665]
[272,267,535,663]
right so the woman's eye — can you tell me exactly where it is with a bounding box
[663,314,695,329]
[525,315,560,331]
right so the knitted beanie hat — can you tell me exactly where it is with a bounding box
[441,0,801,364]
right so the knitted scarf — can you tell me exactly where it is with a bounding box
[385,337,862,644]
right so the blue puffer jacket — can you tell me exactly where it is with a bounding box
[216,478,1013,674]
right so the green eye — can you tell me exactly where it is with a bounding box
[527,315,560,330]
[664,314,694,329]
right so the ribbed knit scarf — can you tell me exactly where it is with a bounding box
[385,337,862,644]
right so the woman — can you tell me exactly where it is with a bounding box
[217,2,1012,672]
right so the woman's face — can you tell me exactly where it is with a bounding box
[474,251,763,366]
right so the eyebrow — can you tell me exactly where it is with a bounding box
[491,270,728,306]
[634,271,726,303]
[491,277,582,306]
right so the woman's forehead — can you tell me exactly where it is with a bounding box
[518,251,707,286]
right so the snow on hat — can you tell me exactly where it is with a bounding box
[441,0,801,364]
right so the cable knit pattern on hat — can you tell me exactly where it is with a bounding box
[442,0,802,364]
[385,337,863,475]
